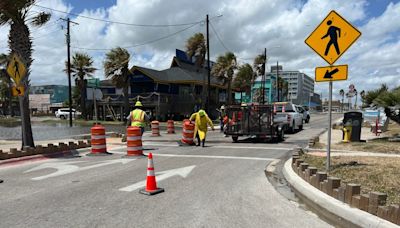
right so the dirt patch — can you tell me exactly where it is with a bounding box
[302,154,400,204]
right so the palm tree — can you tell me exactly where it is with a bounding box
[0,54,10,115]
[104,47,131,120]
[0,1,51,147]
[65,52,96,120]
[233,63,253,96]
[339,89,344,112]
[253,54,266,83]
[360,90,365,107]
[211,52,237,104]
[185,33,206,67]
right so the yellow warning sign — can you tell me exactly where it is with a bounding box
[315,65,348,82]
[11,86,25,97]
[7,53,27,85]
[305,10,361,65]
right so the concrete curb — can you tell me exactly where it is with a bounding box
[282,158,398,228]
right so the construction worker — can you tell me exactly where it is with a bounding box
[216,105,226,133]
[190,109,214,147]
[126,101,150,135]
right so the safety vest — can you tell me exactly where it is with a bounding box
[131,109,145,127]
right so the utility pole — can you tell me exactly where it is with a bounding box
[276,61,279,102]
[206,14,211,112]
[61,18,78,127]
[261,48,266,104]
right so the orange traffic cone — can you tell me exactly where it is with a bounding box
[139,153,164,195]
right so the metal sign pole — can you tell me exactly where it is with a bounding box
[327,81,332,172]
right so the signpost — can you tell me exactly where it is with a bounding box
[305,10,361,171]
[87,78,100,123]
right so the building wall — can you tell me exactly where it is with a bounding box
[271,66,314,105]
[30,85,69,104]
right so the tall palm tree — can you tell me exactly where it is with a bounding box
[0,0,51,147]
[253,54,266,83]
[104,47,131,119]
[233,63,253,95]
[360,90,365,107]
[0,54,10,115]
[185,33,206,67]
[65,52,96,120]
[339,89,345,112]
[211,52,237,104]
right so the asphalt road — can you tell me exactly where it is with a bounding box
[0,113,339,228]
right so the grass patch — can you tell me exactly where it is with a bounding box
[302,154,400,204]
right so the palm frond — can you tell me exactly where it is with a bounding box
[30,12,51,27]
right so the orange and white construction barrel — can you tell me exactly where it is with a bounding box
[126,126,143,156]
[181,120,195,145]
[167,120,175,134]
[89,124,110,156]
[151,121,160,137]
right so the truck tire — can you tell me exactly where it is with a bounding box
[306,115,310,123]
[232,136,239,142]
[299,124,303,131]
[60,115,66,120]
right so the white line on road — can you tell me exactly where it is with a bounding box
[146,153,278,161]
[141,143,293,151]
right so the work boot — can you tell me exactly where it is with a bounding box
[201,140,205,147]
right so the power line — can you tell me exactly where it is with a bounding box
[209,22,231,53]
[34,4,204,27]
[71,22,200,51]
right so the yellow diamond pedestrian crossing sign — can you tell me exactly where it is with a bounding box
[7,53,27,85]
[305,10,361,65]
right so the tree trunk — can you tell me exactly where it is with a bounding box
[227,79,232,104]
[10,22,34,147]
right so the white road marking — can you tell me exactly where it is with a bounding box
[24,159,134,180]
[141,143,293,151]
[119,165,195,192]
[146,153,278,161]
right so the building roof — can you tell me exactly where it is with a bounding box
[130,57,225,88]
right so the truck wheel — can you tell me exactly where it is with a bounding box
[299,124,303,131]
[60,115,66,120]
[232,136,239,142]
[306,116,310,123]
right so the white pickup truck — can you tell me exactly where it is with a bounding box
[273,102,303,133]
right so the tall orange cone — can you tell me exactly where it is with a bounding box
[139,153,164,195]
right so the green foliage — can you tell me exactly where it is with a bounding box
[104,47,130,88]
[233,63,253,93]
[253,54,265,80]
[363,84,389,107]
[211,52,237,104]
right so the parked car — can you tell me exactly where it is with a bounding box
[297,106,311,123]
[273,102,303,133]
[55,108,81,119]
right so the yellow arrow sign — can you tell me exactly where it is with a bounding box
[7,53,27,85]
[305,10,361,65]
[11,86,25,97]
[315,65,348,82]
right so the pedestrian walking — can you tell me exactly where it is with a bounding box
[127,101,150,135]
[216,105,226,133]
[190,109,214,147]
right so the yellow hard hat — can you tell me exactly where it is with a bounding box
[135,101,143,107]
[198,109,206,116]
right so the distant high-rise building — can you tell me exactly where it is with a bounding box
[271,65,315,105]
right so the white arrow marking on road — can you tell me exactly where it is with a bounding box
[24,159,134,181]
[119,165,196,192]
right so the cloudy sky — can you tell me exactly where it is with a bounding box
[0,0,399,100]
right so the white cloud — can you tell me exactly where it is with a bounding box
[0,0,398,104]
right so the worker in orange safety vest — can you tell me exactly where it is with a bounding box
[126,101,150,135]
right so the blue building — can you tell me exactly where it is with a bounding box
[250,74,277,104]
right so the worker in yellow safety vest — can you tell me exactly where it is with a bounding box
[127,101,150,135]
[190,109,214,147]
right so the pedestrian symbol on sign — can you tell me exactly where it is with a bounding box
[13,57,21,81]
[7,53,27,85]
[321,20,341,56]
